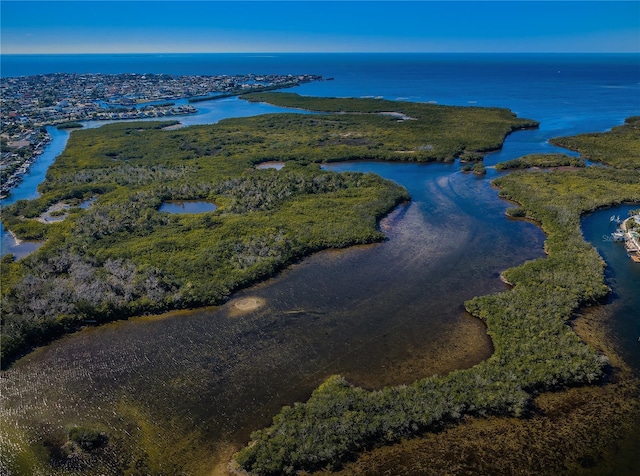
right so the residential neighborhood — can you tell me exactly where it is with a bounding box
[1,72,321,198]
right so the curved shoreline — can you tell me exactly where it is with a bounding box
[332,204,640,474]
[6,228,23,246]
[234,162,640,474]
[1,95,636,474]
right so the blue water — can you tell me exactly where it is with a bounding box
[0,125,69,258]
[2,54,639,353]
[0,97,308,256]
[3,53,638,141]
[582,205,640,371]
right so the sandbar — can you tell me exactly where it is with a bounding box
[231,296,265,314]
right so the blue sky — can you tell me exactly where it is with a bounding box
[1,1,639,54]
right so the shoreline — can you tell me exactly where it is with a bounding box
[0,75,323,201]
[6,228,22,246]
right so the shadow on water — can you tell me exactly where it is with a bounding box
[0,160,547,471]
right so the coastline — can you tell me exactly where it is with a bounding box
[0,74,323,201]
[235,160,640,473]
[346,279,640,475]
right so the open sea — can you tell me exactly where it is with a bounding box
[1,53,639,474]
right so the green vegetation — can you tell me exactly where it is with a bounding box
[549,116,640,169]
[460,162,486,175]
[56,122,84,130]
[188,81,310,103]
[65,425,108,452]
[496,153,586,170]
[0,96,534,368]
[472,162,486,175]
[242,92,538,163]
[5,95,634,475]
[234,128,640,474]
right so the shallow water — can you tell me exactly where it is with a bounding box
[1,54,638,473]
[0,97,308,258]
[159,200,217,214]
[0,157,547,474]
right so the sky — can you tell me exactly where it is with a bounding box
[1,1,639,54]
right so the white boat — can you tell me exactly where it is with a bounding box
[611,230,625,241]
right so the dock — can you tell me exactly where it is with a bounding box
[612,212,640,263]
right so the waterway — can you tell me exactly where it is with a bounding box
[0,108,549,472]
[0,125,69,258]
[0,152,546,473]
[582,204,640,372]
[159,200,218,214]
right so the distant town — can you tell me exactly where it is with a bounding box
[0,72,321,198]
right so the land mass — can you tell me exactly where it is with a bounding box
[549,116,640,169]
[226,101,640,474]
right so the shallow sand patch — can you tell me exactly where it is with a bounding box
[230,296,265,315]
[36,202,70,223]
[7,228,23,245]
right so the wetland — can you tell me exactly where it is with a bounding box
[1,83,639,474]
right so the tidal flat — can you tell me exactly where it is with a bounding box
[329,297,640,476]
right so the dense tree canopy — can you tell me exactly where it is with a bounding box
[549,116,640,169]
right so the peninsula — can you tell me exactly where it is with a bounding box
[232,111,640,475]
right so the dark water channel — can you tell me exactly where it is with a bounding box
[581,204,640,372]
[2,54,638,473]
[2,158,547,469]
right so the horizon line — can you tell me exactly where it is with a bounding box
[3,51,639,55]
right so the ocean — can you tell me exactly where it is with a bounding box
[1,53,639,473]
